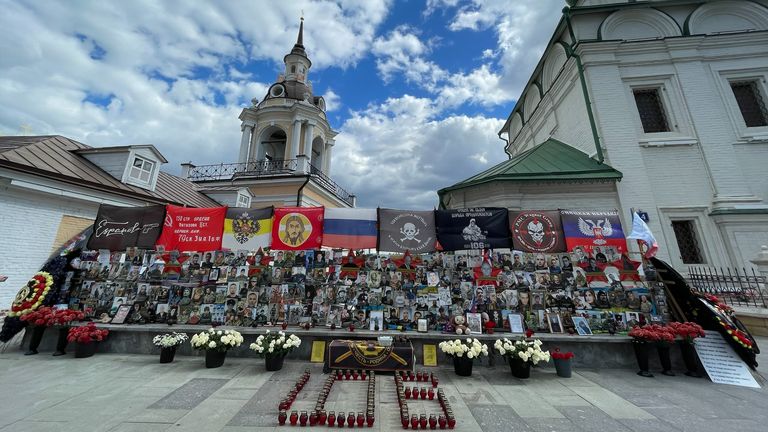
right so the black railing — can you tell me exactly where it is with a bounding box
[309,162,354,206]
[188,159,354,207]
[688,266,767,308]
[188,159,298,181]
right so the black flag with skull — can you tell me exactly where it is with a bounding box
[377,208,437,253]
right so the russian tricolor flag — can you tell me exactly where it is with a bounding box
[322,208,378,249]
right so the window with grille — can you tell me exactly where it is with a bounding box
[128,157,154,184]
[730,80,768,127]
[671,220,704,264]
[633,88,670,133]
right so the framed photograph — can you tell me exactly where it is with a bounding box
[369,310,384,331]
[466,312,483,334]
[417,319,428,333]
[508,313,525,333]
[111,304,132,324]
[572,316,593,335]
[547,312,564,334]
[208,267,220,282]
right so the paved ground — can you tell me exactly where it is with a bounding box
[0,338,767,432]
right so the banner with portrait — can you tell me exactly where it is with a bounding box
[222,207,273,251]
[508,210,566,253]
[155,205,227,251]
[87,204,166,251]
[271,206,324,251]
[560,209,627,254]
[434,207,510,251]
[377,208,436,253]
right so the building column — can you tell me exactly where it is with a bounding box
[238,122,254,163]
[304,121,315,168]
[248,122,259,162]
[323,140,335,174]
[290,119,302,161]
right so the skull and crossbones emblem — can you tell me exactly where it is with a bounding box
[400,222,421,243]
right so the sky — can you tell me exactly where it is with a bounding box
[0,0,564,209]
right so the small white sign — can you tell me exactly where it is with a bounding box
[695,331,760,388]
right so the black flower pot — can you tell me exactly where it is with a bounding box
[25,326,46,355]
[679,341,702,377]
[265,354,286,371]
[453,356,473,377]
[160,346,178,364]
[553,358,572,378]
[657,343,675,376]
[633,341,653,377]
[74,342,97,358]
[205,350,227,368]
[53,327,69,356]
[509,357,531,379]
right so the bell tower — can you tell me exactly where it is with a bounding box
[188,17,355,208]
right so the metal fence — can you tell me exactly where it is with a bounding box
[687,266,767,308]
[187,159,298,181]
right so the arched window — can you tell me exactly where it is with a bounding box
[291,65,296,74]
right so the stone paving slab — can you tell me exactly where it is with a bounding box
[0,351,767,432]
[149,378,228,410]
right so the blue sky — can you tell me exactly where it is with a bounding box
[0,0,564,209]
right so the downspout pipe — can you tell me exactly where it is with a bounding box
[297,175,311,206]
[563,6,605,163]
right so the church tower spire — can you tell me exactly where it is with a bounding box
[283,17,311,83]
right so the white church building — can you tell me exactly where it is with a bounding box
[439,0,768,270]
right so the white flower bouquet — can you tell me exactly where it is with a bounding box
[438,338,489,359]
[190,328,243,352]
[152,332,188,348]
[249,330,301,358]
[494,337,550,365]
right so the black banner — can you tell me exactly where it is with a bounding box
[435,207,510,251]
[87,204,166,250]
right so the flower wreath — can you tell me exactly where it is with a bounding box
[8,272,53,318]
[714,316,753,349]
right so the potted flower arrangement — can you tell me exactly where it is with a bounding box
[190,328,243,368]
[152,332,188,363]
[67,323,109,358]
[20,307,84,356]
[494,337,550,379]
[550,348,574,378]
[438,338,489,377]
[249,330,302,371]
[667,321,705,377]
[628,324,674,377]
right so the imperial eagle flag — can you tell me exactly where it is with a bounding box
[271,206,324,251]
[508,210,566,253]
[435,208,510,251]
[378,209,437,253]
[87,204,166,251]
[560,209,627,254]
[222,207,273,251]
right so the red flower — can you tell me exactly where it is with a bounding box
[525,329,534,338]
[550,348,574,360]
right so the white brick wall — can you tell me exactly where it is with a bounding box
[0,186,98,309]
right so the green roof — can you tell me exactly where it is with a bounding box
[439,138,622,194]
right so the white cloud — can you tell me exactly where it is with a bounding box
[334,95,506,209]
[323,88,341,112]
[0,0,390,174]
[446,0,564,98]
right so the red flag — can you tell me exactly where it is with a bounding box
[156,205,227,251]
[271,207,324,250]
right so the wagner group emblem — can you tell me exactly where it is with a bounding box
[509,210,566,253]
[378,209,436,253]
